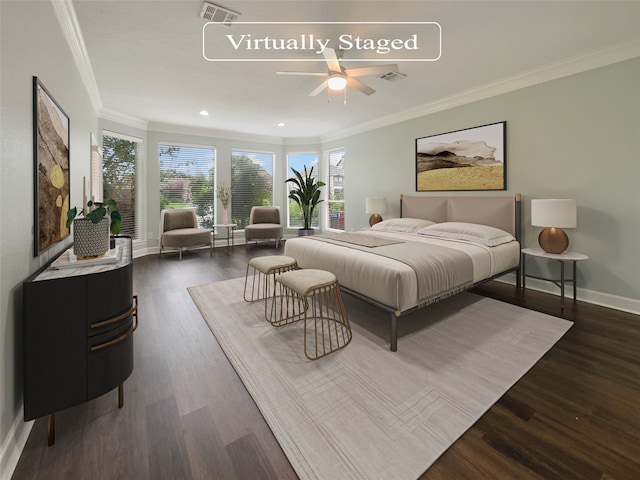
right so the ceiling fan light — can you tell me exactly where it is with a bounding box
[327,74,347,91]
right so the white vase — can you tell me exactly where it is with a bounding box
[222,208,229,224]
[73,217,110,258]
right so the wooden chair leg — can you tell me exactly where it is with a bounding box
[47,413,55,446]
[118,383,124,408]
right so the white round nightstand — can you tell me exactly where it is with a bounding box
[521,247,589,309]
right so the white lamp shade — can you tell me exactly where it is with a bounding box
[365,197,388,215]
[531,199,577,228]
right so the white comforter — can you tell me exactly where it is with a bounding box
[284,230,520,313]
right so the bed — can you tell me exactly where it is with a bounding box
[284,194,522,351]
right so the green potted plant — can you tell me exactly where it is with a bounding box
[285,166,325,236]
[67,199,122,258]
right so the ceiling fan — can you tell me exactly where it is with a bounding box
[276,47,400,96]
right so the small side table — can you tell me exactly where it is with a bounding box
[521,247,588,309]
[213,223,237,250]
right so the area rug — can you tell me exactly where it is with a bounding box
[188,277,572,480]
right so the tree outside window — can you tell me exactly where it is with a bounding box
[159,144,216,229]
[103,134,139,238]
[231,150,274,229]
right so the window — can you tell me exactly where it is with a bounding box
[231,150,274,229]
[102,131,143,240]
[159,143,216,229]
[286,152,319,228]
[90,133,103,202]
[327,148,345,231]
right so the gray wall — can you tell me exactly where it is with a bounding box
[338,58,640,306]
[1,0,98,473]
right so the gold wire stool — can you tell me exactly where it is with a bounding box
[243,256,298,321]
[273,269,352,360]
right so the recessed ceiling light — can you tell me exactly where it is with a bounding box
[199,110,209,116]
[277,122,285,127]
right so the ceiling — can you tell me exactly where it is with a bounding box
[71,0,640,140]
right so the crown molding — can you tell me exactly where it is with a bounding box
[147,121,288,145]
[321,37,640,143]
[51,0,102,112]
[99,108,149,131]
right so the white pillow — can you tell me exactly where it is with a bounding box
[417,222,515,246]
[371,217,436,233]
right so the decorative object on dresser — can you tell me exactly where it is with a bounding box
[530,198,577,254]
[365,196,388,226]
[33,76,70,256]
[67,196,121,258]
[22,236,138,445]
[285,166,325,235]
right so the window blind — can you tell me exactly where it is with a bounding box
[231,150,274,229]
[102,131,143,240]
[159,143,216,229]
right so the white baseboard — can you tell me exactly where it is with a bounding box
[495,273,640,316]
[0,409,32,480]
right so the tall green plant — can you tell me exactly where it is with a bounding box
[285,166,325,230]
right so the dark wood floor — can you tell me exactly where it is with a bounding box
[12,244,640,480]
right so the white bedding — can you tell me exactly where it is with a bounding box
[284,230,520,313]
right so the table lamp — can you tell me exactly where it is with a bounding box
[531,199,577,254]
[366,197,388,226]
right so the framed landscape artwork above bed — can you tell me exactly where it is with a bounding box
[416,121,506,192]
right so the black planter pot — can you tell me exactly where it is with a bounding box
[298,228,315,237]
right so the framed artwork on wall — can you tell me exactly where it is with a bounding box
[415,121,506,192]
[33,76,70,256]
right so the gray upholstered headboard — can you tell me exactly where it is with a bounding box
[400,194,522,241]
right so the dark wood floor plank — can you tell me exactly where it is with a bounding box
[180,405,237,479]
[11,244,640,480]
[146,396,193,480]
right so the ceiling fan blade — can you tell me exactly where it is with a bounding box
[347,77,376,96]
[309,80,328,96]
[276,71,327,76]
[322,47,342,73]
[344,64,399,77]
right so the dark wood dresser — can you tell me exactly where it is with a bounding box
[23,236,138,445]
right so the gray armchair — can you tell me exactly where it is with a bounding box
[159,208,212,260]
[244,206,283,248]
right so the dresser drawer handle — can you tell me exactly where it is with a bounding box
[90,296,138,352]
[91,295,138,329]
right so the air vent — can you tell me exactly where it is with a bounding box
[199,2,240,26]
[379,72,407,82]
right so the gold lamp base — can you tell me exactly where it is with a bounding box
[538,227,569,254]
[369,213,383,226]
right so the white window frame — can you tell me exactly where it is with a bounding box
[324,147,345,232]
